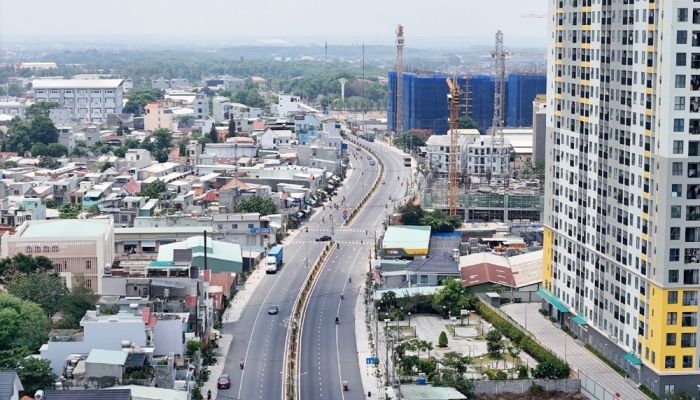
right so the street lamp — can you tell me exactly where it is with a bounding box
[408,312,411,328]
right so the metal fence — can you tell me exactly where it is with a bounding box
[580,370,619,400]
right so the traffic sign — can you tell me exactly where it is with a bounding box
[343,209,348,215]
[366,357,379,365]
[342,215,348,220]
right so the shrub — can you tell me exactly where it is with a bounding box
[438,331,449,348]
[584,344,629,378]
[538,309,549,317]
[517,365,529,379]
[528,383,546,395]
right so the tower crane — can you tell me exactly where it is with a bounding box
[446,71,460,217]
[395,24,405,141]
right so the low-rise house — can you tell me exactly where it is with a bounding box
[125,149,152,171]
[204,137,258,158]
[157,235,243,273]
[0,370,23,400]
[459,250,543,293]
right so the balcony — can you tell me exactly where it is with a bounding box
[686,249,699,265]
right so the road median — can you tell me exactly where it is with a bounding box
[343,137,385,226]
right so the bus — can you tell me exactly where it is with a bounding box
[403,157,411,167]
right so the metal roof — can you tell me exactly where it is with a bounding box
[0,371,20,400]
[20,219,110,238]
[33,79,124,89]
[86,349,128,366]
[105,385,187,400]
[45,389,132,400]
[382,225,431,250]
[401,384,468,400]
[126,353,146,368]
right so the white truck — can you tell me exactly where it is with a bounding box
[266,246,284,273]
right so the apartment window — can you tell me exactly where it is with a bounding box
[682,332,697,347]
[684,269,699,284]
[231,224,238,229]
[680,8,689,22]
[682,311,697,326]
[673,162,683,175]
[248,223,254,229]
[678,53,688,66]
[86,260,92,269]
[679,30,689,44]
[683,356,693,368]
[665,385,675,395]
[670,269,680,282]
[652,351,656,364]
[671,227,681,240]
[675,97,687,110]
[677,75,687,88]
[668,312,678,325]
[675,119,685,133]
[674,140,685,154]
[683,291,698,305]
[672,184,683,197]
[672,206,682,218]
[669,291,679,304]
[667,333,677,346]
[666,356,676,369]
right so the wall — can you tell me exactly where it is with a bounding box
[153,318,184,356]
[505,74,547,127]
[471,379,580,395]
[85,361,123,379]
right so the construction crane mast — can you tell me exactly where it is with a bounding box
[490,30,506,180]
[395,24,405,139]
[446,72,460,217]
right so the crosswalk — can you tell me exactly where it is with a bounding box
[296,240,372,245]
[305,228,368,233]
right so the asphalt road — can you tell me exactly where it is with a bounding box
[220,141,381,400]
[299,137,412,399]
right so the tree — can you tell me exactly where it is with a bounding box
[179,141,187,157]
[37,156,59,169]
[437,331,448,348]
[56,294,94,328]
[208,124,219,144]
[432,277,471,317]
[0,354,56,396]
[395,132,425,149]
[99,161,114,172]
[58,203,80,219]
[42,199,57,209]
[486,329,504,356]
[398,203,424,226]
[87,204,101,217]
[123,87,163,115]
[227,118,236,138]
[0,294,50,352]
[151,128,173,163]
[113,146,128,158]
[531,360,569,379]
[380,291,398,310]
[457,116,480,131]
[0,254,54,284]
[29,115,59,145]
[46,143,69,157]
[431,366,473,397]
[30,142,48,157]
[419,209,462,233]
[25,101,59,119]
[138,179,166,199]
[6,273,69,318]
[233,195,277,216]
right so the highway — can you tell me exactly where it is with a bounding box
[220,139,381,400]
[299,137,411,399]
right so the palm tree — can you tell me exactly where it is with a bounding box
[423,340,434,363]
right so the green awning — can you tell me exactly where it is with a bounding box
[536,289,568,312]
[623,353,642,366]
[572,315,588,325]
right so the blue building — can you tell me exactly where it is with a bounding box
[388,72,546,134]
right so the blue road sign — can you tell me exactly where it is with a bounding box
[366,357,379,365]
[342,215,348,220]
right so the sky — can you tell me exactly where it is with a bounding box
[0,0,548,46]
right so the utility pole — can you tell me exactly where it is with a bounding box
[395,24,404,146]
[490,30,507,185]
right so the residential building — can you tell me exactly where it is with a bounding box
[125,149,152,171]
[32,79,125,123]
[0,371,22,400]
[45,390,132,400]
[465,135,510,175]
[271,93,301,117]
[211,212,275,249]
[193,93,208,119]
[49,108,74,125]
[296,145,341,172]
[0,99,27,119]
[157,235,243,273]
[425,133,469,176]
[212,97,230,123]
[203,137,258,159]
[541,0,695,395]
[143,102,176,132]
[1,219,114,292]
[293,113,320,144]
[381,226,431,259]
[531,94,547,165]
[151,77,169,90]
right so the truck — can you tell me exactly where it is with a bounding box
[266,246,284,273]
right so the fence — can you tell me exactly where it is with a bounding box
[472,379,580,395]
[580,370,620,400]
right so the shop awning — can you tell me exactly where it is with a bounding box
[572,315,588,326]
[536,289,568,312]
[141,241,156,247]
[123,241,138,245]
[623,353,642,366]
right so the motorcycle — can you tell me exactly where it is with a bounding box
[335,317,339,324]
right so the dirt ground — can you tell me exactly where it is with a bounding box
[476,392,588,400]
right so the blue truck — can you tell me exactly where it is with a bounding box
[266,246,284,273]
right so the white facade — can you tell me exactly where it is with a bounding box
[466,135,510,175]
[125,149,152,170]
[271,93,301,117]
[194,93,208,119]
[213,97,230,122]
[425,134,469,175]
[32,79,124,123]
[0,99,27,118]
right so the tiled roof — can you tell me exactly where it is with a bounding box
[406,253,460,274]
[123,181,140,194]
[460,261,516,288]
[0,371,19,400]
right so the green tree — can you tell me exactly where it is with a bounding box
[0,294,50,352]
[6,273,69,318]
[395,132,425,149]
[437,331,448,348]
[56,294,94,328]
[123,87,163,115]
[42,199,57,209]
[150,128,173,163]
[30,142,48,157]
[419,209,462,233]
[535,160,546,175]
[457,116,480,131]
[432,277,471,317]
[30,115,60,145]
[233,195,277,216]
[37,156,59,169]
[87,204,101,217]
[139,179,166,199]
[398,203,424,226]
[58,203,80,219]
[113,146,128,158]
[7,85,21,97]
[486,329,504,356]
[179,141,187,157]
[227,118,236,138]
[46,143,69,157]
[0,254,54,283]
[25,101,59,119]
[431,367,474,397]
[380,291,398,310]
[99,161,114,172]
[208,124,219,144]
[0,354,56,396]
[532,360,570,379]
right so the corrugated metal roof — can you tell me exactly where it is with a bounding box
[0,371,20,400]
[382,225,431,250]
[86,349,128,366]
[33,79,124,89]
[105,385,187,400]
[45,389,132,400]
[20,220,110,238]
[400,384,468,400]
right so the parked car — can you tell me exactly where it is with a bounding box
[268,305,279,315]
[316,235,332,242]
[218,374,230,389]
[356,147,362,151]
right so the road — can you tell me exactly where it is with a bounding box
[220,140,381,400]
[299,137,412,399]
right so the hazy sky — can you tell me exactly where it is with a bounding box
[0,0,548,45]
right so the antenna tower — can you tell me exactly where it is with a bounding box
[490,30,506,181]
[395,24,405,140]
[446,71,460,216]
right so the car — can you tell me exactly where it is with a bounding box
[316,235,332,242]
[367,155,372,160]
[218,374,231,389]
[268,305,279,315]
[369,160,376,166]
[356,147,362,151]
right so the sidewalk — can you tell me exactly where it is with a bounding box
[355,287,384,399]
[201,332,233,400]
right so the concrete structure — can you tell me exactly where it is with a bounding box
[541,0,700,395]
[212,97,230,123]
[466,135,510,175]
[143,103,176,132]
[271,93,301,117]
[425,132,469,176]
[531,94,547,166]
[193,92,208,119]
[124,149,152,171]
[203,138,258,159]
[400,384,467,400]
[0,99,27,119]
[85,349,127,379]
[1,219,114,293]
[32,79,124,123]
[105,385,188,400]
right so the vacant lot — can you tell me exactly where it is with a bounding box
[477,392,588,400]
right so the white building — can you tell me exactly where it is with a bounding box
[259,128,293,149]
[125,149,152,170]
[193,92,208,119]
[425,133,469,175]
[204,138,258,158]
[32,79,125,123]
[0,98,27,118]
[212,97,230,122]
[271,93,301,117]
[466,135,510,175]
